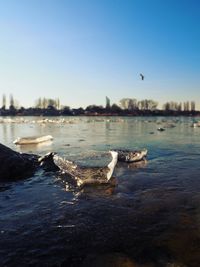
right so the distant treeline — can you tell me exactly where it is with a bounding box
[0,95,199,116]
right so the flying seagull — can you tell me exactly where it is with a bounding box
[140,73,144,80]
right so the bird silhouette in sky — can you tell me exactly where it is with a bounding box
[140,73,144,80]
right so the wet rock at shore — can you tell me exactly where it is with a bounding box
[0,143,39,181]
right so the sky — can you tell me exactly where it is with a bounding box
[0,0,199,109]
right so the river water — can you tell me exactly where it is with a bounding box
[0,116,200,267]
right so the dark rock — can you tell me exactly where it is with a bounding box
[0,143,39,181]
[38,152,60,172]
[157,127,165,132]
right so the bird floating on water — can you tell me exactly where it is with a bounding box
[140,73,144,80]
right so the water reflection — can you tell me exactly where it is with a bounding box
[57,171,117,197]
[117,159,148,169]
[2,123,8,144]
[79,177,117,196]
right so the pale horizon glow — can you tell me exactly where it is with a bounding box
[0,0,199,109]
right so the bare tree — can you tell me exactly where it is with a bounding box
[2,94,6,109]
[147,99,158,110]
[191,101,195,112]
[42,98,48,109]
[177,102,182,111]
[119,98,130,109]
[128,98,138,110]
[163,102,170,111]
[35,98,42,108]
[56,98,60,110]
[119,98,138,110]
[138,99,157,110]
[47,99,56,108]
[10,94,14,107]
[183,101,190,111]
[163,101,181,111]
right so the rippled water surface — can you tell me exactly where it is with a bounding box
[1,116,200,267]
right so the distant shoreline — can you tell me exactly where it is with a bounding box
[1,110,200,117]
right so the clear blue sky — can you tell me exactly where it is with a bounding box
[0,0,199,109]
